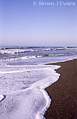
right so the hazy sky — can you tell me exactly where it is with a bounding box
[0,0,77,46]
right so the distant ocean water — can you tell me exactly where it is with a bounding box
[0,47,77,65]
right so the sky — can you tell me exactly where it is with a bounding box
[0,0,77,47]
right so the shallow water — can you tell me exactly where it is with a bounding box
[0,65,60,119]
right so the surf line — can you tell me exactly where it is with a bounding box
[34,66,60,119]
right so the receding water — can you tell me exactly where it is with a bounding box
[0,65,60,119]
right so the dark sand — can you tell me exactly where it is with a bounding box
[45,59,77,119]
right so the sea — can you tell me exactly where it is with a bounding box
[0,46,77,65]
[0,47,77,119]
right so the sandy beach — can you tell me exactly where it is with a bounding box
[45,59,77,119]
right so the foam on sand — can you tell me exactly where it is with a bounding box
[0,65,60,119]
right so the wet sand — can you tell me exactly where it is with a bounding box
[45,59,77,119]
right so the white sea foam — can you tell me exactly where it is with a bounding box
[0,65,60,119]
[0,49,34,55]
[20,56,36,60]
[2,55,77,66]
[0,95,4,101]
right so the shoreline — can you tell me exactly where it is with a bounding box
[0,64,60,119]
[45,59,77,119]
